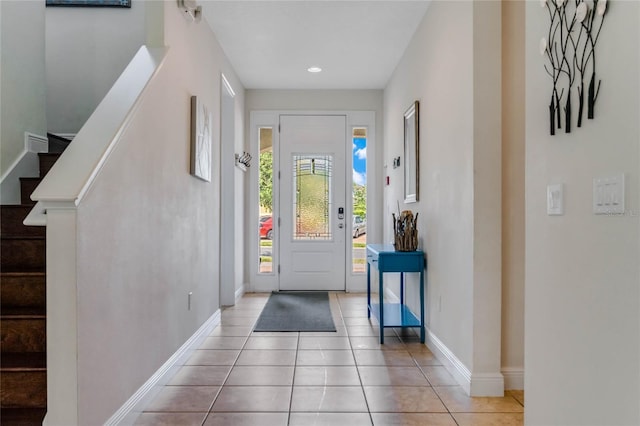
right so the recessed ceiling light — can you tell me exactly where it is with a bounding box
[307,66,322,73]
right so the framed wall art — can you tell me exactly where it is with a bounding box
[46,0,131,7]
[540,0,608,135]
[190,96,212,182]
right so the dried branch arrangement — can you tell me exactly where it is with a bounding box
[541,0,608,135]
[393,210,418,252]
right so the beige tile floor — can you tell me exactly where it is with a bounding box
[135,293,524,426]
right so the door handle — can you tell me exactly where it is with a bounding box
[338,207,344,220]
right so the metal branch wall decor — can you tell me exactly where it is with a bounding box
[541,0,608,135]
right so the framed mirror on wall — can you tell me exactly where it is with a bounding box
[404,101,419,203]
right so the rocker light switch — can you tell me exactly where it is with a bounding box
[547,184,564,215]
[593,174,625,215]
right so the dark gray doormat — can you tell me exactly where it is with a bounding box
[254,291,336,332]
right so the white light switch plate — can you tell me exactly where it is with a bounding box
[593,174,625,215]
[547,183,564,215]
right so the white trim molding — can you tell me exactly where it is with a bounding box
[105,310,221,426]
[0,132,48,205]
[0,132,48,183]
[426,329,472,394]
[426,328,505,396]
[27,132,49,153]
[248,110,375,294]
[30,47,168,207]
[235,285,245,303]
[375,269,507,396]
[501,367,524,390]
[469,372,505,397]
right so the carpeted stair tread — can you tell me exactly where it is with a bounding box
[0,369,47,408]
[0,407,47,425]
[0,316,46,353]
[0,205,45,238]
[0,273,46,310]
[47,133,71,154]
[19,178,41,206]
[0,270,45,276]
[0,239,46,269]
[0,353,46,371]
[0,136,58,418]
[0,205,33,217]
[1,307,46,319]
[1,235,45,240]
[38,153,61,177]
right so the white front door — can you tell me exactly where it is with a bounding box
[279,115,347,291]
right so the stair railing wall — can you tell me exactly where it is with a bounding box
[24,45,168,426]
[27,46,168,213]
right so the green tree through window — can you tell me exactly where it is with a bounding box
[259,151,273,212]
[353,183,366,218]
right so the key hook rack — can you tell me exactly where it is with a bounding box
[235,152,252,171]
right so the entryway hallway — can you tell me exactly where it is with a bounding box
[134,293,524,425]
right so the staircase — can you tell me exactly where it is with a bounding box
[1,134,70,425]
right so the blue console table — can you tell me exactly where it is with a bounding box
[366,244,425,344]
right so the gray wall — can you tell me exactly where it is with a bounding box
[384,0,476,375]
[45,1,146,133]
[0,0,47,175]
[70,3,245,423]
[382,0,528,394]
[525,1,639,424]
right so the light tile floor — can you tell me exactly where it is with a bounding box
[135,293,524,426]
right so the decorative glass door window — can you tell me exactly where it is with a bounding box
[352,128,367,273]
[292,155,333,241]
[258,127,274,274]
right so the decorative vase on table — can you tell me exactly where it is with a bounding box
[393,210,418,252]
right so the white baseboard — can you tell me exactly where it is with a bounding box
[0,132,48,204]
[383,288,473,392]
[385,287,474,393]
[383,282,506,396]
[426,329,505,396]
[235,285,245,302]
[106,310,221,426]
[27,132,49,153]
[469,372,505,397]
[426,329,472,394]
[502,367,524,390]
[384,286,400,302]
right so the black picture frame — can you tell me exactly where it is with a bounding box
[46,0,131,7]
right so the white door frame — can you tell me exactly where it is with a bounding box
[279,114,347,291]
[248,110,376,293]
[220,73,237,306]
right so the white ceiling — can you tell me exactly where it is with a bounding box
[200,1,431,90]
